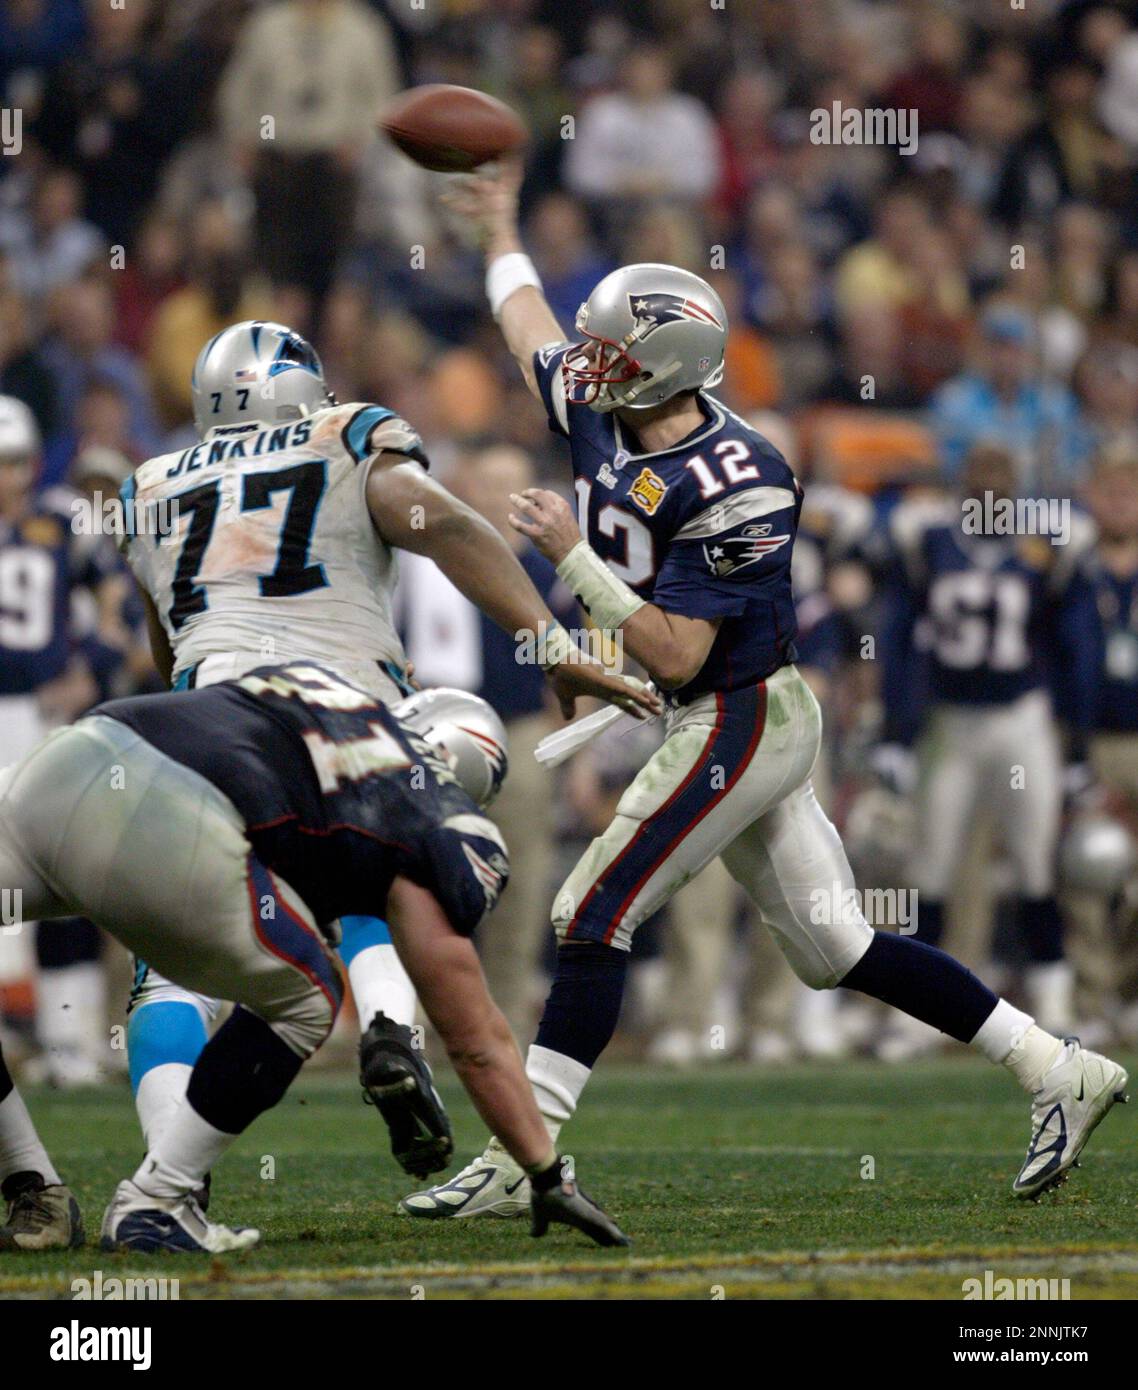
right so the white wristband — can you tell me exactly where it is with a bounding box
[486,252,542,320]
[556,540,646,632]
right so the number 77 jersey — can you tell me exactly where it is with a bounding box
[119,402,426,694]
[534,343,803,700]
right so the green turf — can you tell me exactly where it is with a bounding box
[4,1056,1136,1298]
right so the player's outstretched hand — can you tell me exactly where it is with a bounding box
[547,664,661,722]
[442,155,524,251]
[531,1167,631,1248]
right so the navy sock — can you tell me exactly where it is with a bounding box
[36,916,101,967]
[534,942,629,1070]
[841,930,999,1043]
[916,899,946,949]
[185,1006,303,1135]
[1017,896,1064,963]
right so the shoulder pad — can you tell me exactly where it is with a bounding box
[334,402,428,469]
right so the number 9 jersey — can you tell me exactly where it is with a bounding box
[118,403,427,699]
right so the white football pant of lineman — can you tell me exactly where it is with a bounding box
[127,653,413,1147]
[0,718,340,1061]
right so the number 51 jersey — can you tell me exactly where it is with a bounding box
[120,403,427,695]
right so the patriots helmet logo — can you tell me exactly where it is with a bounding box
[704,524,790,577]
[629,292,724,338]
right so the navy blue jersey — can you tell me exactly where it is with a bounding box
[1088,562,1138,734]
[534,344,802,699]
[0,491,119,695]
[95,663,509,934]
[880,499,1100,743]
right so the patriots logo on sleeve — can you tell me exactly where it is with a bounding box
[629,293,723,337]
[704,524,790,577]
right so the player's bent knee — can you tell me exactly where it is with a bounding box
[263,983,340,1059]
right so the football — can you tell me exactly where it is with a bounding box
[379,84,528,172]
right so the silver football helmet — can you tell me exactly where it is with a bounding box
[190,320,334,437]
[1060,813,1138,898]
[565,263,727,412]
[392,687,509,808]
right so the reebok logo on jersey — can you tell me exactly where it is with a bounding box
[704,524,790,576]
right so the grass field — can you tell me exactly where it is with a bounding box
[3,1056,1136,1300]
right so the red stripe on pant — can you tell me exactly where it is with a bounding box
[566,686,767,945]
[603,685,768,944]
[245,864,342,1018]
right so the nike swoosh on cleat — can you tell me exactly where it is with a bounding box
[505,1177,527,1195]
[1074,1077,1085,1102]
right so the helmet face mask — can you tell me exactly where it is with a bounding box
[564,264,727,414]
[190,320,335,438]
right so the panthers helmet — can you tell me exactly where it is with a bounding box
[392,687,509,808]
[1060,813,1138,898]
[190,320,334,437]
[565,263,727,412]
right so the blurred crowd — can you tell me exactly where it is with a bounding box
[2,0,1138,1078]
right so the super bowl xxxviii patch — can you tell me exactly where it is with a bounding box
[628,466,667,515]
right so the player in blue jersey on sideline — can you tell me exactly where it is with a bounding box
[401,159,1128,1220]
[873,442,1100,1055]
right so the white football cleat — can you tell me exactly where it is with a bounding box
[1013,1040,1129,1199]
[398,1139,530,1219]
[100,1179,260,1253]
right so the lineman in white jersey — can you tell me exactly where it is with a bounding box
[118,320,658,1192]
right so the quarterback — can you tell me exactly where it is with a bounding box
[113,321,657,1190]
[402,161,1128,1221]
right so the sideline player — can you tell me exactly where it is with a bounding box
[0,396,121,1086]
[116,322,658,1178]
[0,663,627,1252]
[401,162,1127,1219]
[875,443,1098,1053]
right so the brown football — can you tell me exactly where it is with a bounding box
[379,84,528,173]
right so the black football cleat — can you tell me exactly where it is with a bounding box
[530,1164,631,1248]
[359,1012,453,1178]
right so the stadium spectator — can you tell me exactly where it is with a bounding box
[143,200,272,432]
[218,0,400,313]
[40,277,160,483]
[563,44,721,214]
[930,304,1085,489]
[0,167,104,306]
[525,193,614,330]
